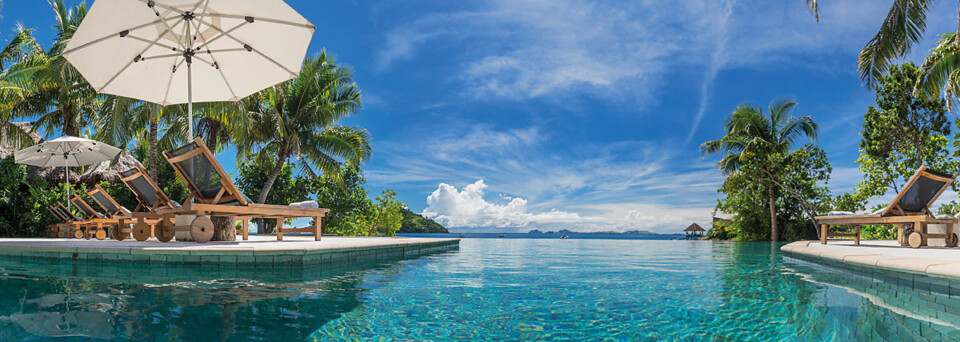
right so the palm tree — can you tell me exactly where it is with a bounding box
[238,51,372,204]
[806,0,819,22]
[806,2,960,111]
[915,32,960,111]
[8,0,97,138]
[0,25,45,149]
[94,97,183,180]
[701,98,818,242]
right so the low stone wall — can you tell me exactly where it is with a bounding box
[0,239,460,267]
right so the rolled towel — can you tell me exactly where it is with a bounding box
[289,200,319,209]
[937,214,956,220]
[827,211,855,216]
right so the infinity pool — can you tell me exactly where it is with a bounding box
[0,239,958,340]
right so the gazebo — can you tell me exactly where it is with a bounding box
[684,223,706,240]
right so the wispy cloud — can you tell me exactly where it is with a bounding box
[685,0,735,146]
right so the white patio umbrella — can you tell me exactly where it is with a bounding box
[14,137,122,212]
[62,0,316,138]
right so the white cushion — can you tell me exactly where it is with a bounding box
[289,200,319,209]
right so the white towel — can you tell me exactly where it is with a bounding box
[289,200,319,209]
[827,211,855,216]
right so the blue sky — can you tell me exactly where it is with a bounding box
[6,0,960,233]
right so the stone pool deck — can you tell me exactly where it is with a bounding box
[783,240,960,279]
[0,236,460,267]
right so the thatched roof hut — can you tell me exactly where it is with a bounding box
[684,223,705,232]
[0,122,41,158]
[0,122,81,184]
[79,151,142,186]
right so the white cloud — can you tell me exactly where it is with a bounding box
[421,179,713,233]
[369,123,724,233]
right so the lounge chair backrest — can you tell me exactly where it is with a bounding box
[53,203,78,221]
[882,165,957,216]
[48,205,68,222]
[71,195,102,219]
[163,138,249,206]
[119,164,177,210]
[87,184,128,217]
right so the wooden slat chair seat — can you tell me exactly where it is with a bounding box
[816,165,958,248]
[159,138,329,243]
[116,164,181,242]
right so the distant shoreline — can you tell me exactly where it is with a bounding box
[526,229,659,235]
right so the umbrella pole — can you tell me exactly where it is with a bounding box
[188,61,194,139]
[65,156,70,212]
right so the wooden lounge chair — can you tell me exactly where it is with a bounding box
[816,165,958,248]
[46,204,76,238]
[159,138,329,243]
[50,203,83,238]
[70,194,129,241]
[117,164,180,242]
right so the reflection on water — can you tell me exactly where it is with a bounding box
[1,240,960,341]
[784,257,960,341]
[0,250,457,341]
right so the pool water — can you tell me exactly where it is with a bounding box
[1,239,959,341]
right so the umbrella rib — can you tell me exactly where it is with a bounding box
[188,19,239,100]
[131,0,186,15]
[205,13,316,30]
[194,0,212,32]
[161,57,186,105]
[195,22,249,51]
[195,17,297,77]
[62,16,180,56]
[99,18,186,93]
[124,34,179,52]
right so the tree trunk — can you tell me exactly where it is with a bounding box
[768,184,778,242]
[956,0,960,46]
[258,153,287,204]
[211,215,236,241]
[63,109,79,137]
[149,116,159,181]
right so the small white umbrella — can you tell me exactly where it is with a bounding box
[62,0,315,138]
[14,137,122,212]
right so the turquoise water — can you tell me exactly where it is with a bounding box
[1,239,959,341]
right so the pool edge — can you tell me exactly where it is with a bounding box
[781,241,960,280]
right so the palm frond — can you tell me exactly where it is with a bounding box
[859,0,932,87]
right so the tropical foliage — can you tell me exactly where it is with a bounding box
[0,1,384,238]
[856,63,956,200]
[400,209,449,233]
[702,98,819,242]
[238,52,371,204]
[0,157,64,237]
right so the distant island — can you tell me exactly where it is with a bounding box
[528,229,659,235]
[399,209,449,233]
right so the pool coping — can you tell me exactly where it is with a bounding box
[0,237,461,267]
[782,240,960,280]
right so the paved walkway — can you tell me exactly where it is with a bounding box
[783,240,960,279]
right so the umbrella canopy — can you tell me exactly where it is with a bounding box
[15,136,122,211]
[0,123,80,183]
[62,0,315,137]
[15,136,122,168]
